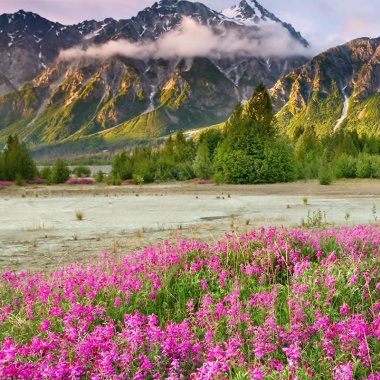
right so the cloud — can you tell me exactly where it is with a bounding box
[58,17,310,62]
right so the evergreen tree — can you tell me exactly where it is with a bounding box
[1,135,38,180]
[0,151,4,180]
[198,129,223,159]
[294,126,321,179]
[163,136,175,162]
[111,151,133,180]
[193,142,213,179]
[244,82,275,137]
[51,159,70,184]
[224,102,244,136]
[215,83,295,184]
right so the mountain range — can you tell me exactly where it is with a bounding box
[0,0,379,149]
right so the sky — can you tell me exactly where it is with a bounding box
[0,0,379,53]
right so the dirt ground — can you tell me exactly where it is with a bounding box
[1,179,380,273]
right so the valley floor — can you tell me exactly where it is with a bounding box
[1,179,380,273]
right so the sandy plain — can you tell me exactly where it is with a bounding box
[1,179,380,273]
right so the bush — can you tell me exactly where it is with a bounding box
[39,166,52,181]
[95,170,105,183]
[112,175,122,186]
[301,209,327,228]
[318,165,334,185]
[193,142,213,180]
[356,154,372,178]
[133,161,156,183]
[111,151,133,180]
[371,156,380,178]
[51,159,70,184]
[132,174,144,185]
[214,150,257,184]
[212,172,224,185]
[73,166,91,178]
[334,154,357,178]
[15,173,24,187]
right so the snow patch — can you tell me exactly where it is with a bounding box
[84,23,109,40]
[140,25,147,37]
[33,35,42,43]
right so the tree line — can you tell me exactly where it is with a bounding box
[111,83,380,185]
[111,83,296,185]
[4,83,380,186]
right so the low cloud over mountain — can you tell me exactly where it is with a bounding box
[59,17,310,61]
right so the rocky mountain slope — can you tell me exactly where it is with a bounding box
[0,0,309,145]
[271,37,380,137]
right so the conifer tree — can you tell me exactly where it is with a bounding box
[245,82,275,137]
[51,158,70,184]
[1,134,38,180]
[193,141,213,179]
[214,83,295,184]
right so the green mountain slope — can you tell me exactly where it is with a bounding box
[271,37,380,138]
[0,57,237,145]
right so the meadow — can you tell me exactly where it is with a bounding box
[1,222,380,379]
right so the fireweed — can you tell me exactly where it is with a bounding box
[1,225,380,379]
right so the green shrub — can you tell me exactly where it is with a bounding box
[301,209,327,228]
[212,172,224,185]
[95,170,105,183]
[73,166,91,178]
[193,142,213,179]
[356,154,372,178]
[112,175,122,186]
[111,151,133,180]
[132,174,144,185]
[371,155,380,178]
[318,165,334,185]
[133,160,156,183]
[39,166,52,181]
[334,155,357,178]
[15,173,24,187]
[51,159,70,184]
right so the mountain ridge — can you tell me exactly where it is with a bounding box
[0,0,310,145]
[271,36,380,137]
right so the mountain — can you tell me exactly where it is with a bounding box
[271,37,380,137]
[0,10,83,91]
[220,0,308,47]
[0,0,309,145]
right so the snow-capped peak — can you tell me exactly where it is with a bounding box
[220,0,278,27]
[157,0,180,7]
